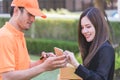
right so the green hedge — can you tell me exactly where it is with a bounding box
[0,17,120,44]
[26,38,79,55]
[25,18,78,41]
[110,22,120,44]
[26,38,120,70]
[0,18,9,27]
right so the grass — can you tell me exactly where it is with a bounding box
[32,69,59,80]
[30,54,59,80]
[30,53,120,80]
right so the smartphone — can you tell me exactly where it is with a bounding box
[54,47,63,56]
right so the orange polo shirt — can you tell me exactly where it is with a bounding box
[0,22,30,80]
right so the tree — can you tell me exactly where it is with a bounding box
[93,0,114,45]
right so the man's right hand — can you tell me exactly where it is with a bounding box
[42,54,67,71]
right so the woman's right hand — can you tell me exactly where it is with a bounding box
[64,50,79,68]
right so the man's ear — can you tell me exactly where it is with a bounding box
[13,7,19,16]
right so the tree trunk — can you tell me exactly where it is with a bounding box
[93,0,114,45]
[93,0,105,14]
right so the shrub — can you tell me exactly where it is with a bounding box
[25,18,78,41]
[0,18,9,27]
[26,38,79,55]
[0,17,120,44]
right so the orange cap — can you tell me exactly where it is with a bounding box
[11,0,47,18]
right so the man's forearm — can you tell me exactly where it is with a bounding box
[30,60,43,68]
[2,64,45,80]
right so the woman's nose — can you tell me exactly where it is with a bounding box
[82,28,88,33]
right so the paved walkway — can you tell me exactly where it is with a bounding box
[0,13,10,18]
[0,13,79,19]
[0,12,120,21]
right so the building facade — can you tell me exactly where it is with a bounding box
[0,0,118,13]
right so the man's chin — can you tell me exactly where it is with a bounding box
[25,26,31,30]
[25,28,29,31]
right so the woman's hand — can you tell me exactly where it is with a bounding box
[64,50,79,68]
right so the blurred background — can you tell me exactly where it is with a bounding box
[0,0,118,13]
[0,0,119,18]
[0,0,120,80]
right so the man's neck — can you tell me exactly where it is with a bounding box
[9,17,22,32]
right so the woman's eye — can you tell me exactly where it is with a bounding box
[87,26,91,28]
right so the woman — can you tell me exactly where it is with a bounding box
[64,7,115,80]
